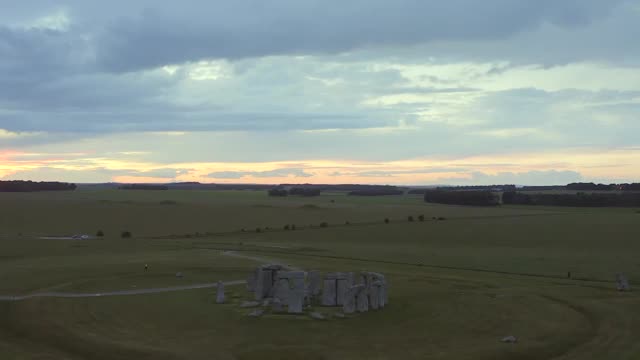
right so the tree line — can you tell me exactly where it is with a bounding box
[423,190,500,206]
[503,191,640,207]
[0,180,77,192]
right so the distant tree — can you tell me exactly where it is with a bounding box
[408,216,414,222]
[268,188,288,197]
[96,230,104,237]
[284,224,290,231]
[437,217,446,221]
[418,215,425,222]
[291,224,296,230]
[121,231,132,238]
[256,228,262,233]
[384,218,390,224]
[345,221,350,225]
[320,222,329,228]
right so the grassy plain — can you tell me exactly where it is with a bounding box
[0,190,639,359]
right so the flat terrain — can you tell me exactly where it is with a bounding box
[1,190,639,359]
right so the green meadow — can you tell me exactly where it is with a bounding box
[1,190,639,359]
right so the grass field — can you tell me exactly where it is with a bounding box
[1,190,639,359]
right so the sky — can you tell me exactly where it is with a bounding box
[1,0,639,185]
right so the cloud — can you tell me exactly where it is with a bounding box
[89,0,626,72]
[208,168,313,179]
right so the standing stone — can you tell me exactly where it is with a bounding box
[336,272,354,306]
[255,269,265,300]
[274,278,290,305]
[308,270,322,297]
[262,269,273,298]
[247,272,257,292]
[216,281,225,304]
[369,282,380,310]
[378,282,387,308]
[322,278,337,306]
[286,272,305,313]
[616,273,631,291]
[356,286,369,312]
[343,285,362,314]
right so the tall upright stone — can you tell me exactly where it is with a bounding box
[356,286,369,313]
[343,284,362,314]
[369,281,380,310]
[616,273,631,291]
[322,273,338,306]
[255,268,265,300]
[247,271,257,292]
[274,277,290,305]
[308,270,322,298]
[378,281,387,308]
[282,271,305,313]
[216,281,225,304]
[336,272,354,306]
[262,269,273,298]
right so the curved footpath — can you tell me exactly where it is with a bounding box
[0,250,296,302]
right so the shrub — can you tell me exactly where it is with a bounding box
[96,230,104,237]
[320,222,329,228]
[418,215,425,222]
[384,218,390,224]
[438,217,446,221]
[121,231,132,238]
[408,216,414,222]
[256,228,262,233]
[284,224,290,231]
[345,221,350,225]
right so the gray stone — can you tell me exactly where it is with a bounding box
[262,269,274,298]
[175,272,183,278]
[247,272,257,292]
[271,297,284,312]
[369,282,380,310]
[216,281,225,304]
[288,273,306,313]
[274,278,290,305]
[336,272,354,306]
[333,312,346,319]
[321,278,337,306]
[254,269,265,300]
[308,270,322,297]
[616,273,631,291]
[378,282,386,308]
[309,312,326,320]
[240,301,261,308]
[343,284,362,314]
[247,309,264,317]
[356,286,369,312]
[501,336,517,343]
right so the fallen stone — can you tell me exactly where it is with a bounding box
[247,309,264,317]
[309,312,326,320]
[239,301,261,308]
[333,312,346,319]
[272,297,284,313]
[501,336,517,343]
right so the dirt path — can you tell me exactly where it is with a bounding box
[0,250,298,302]
[0,280,246,302]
